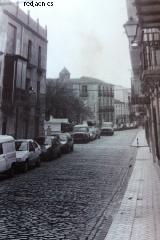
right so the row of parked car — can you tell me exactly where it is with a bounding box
[0,124,115,177]
[71,124,114,143]
[0,132,74,177]
[71,125,101,143]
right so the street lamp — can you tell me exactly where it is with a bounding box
[124,17,139,45]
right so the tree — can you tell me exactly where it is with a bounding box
[46,79,93,123]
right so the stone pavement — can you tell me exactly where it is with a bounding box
[104,129,160,240]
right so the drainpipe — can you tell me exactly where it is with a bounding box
[155,87,160,161]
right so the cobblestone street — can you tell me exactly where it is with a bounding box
[0,130,137,240]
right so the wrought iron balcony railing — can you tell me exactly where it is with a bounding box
[99,106,114,112]
[80,92,88,97]
[141,28,160,81]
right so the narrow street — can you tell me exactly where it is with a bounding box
[0,129,138,240]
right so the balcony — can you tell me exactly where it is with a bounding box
[135,0,160,28]
[1,88,14,114]
[141,29,160,85]
[99,106,114,113]
[142,66,160,82]
[36,94,46,112]
[15,89,37,108]
[99,91,114,98]
[37,61,46,75]
[131,96,150,105]
[80,92,88,97]
[25,92,37,108]
[1,55,16,113]
[107,106,114,112]
[27,61,36,69]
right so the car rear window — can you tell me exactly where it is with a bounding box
[15,141,28,151]
[73,127,88,132]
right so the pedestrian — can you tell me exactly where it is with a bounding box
[137,137,139,147]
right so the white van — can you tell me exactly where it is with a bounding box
[0,135,16,175]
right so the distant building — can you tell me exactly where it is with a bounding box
[114,100,128,125]
[71,77,114,125]
[48,69,114,126]
[0,3,47,138]
[114,85,131,124]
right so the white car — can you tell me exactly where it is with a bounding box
[15,139,41,172]
[0,135,16,176]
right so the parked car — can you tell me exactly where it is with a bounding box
[113,124,118,130]
[15,139,41,172]
[72,125,90,143]
[101,127,114,136]
[89,127,97,140]
[0,135,16,176]
[95,127,101,139]
[52,133,74,153]
[35,135,61,161]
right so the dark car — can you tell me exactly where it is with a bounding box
[100,127,114,136]
[35,136,61,161]
[53,133,74,153]
[72,125,90,143]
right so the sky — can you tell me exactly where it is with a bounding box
[19,0,131,87]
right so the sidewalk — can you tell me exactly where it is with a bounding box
[131,129,148,147]
[104,129,160,240]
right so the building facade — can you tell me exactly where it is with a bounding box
[125,0,160,163]
[114,85,131,125]
[134,0,160,163]
[114,100,130,126]
[71,77,114,126]
[0,3,47,138]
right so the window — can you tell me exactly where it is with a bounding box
[7,23,17,54]
[37,81,40,95]
[15,141,28,151]
[3,141,14,154]
[26,78,31,91]
[81,85,88,97]
[29,142,35,152]
[33,142,38,149]
[103,86,105,96]
[98,85,101,97]
[98,85,103,97]
[38,46,41,68]
[28,40,32,62]
[16,59,27,90]
[73,126,88,133]
[82,85,87,93]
